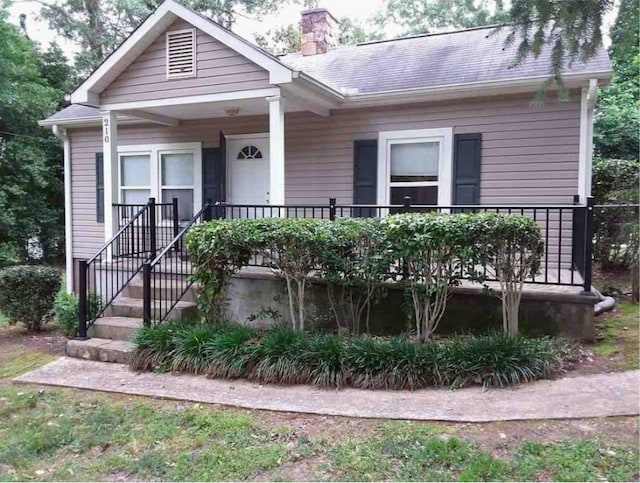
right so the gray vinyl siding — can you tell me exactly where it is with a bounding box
[68,93,581,263]
[100,19,271,105]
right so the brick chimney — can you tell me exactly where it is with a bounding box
[300,8,339,56]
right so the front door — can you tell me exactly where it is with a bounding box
[227,135,270,209]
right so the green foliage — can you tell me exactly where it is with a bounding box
[381,213,484,340]
[0,8,66,263]
[250,217,335,331]
[594,0,639,160]
[320,218,389,334]
[472,214,544,335]
[592,159,640,277]
[54,290,102,338]
[375,0,508,35]
[189,213,543,337]
[0,265,61,331]
[132,323,563,389]
[186,218,263,320]
[502,0,613,100]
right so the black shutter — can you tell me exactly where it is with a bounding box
[453,133,482,206]
[353,139,377,217]
[96,152,104,223]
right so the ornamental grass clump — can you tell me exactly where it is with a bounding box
[131,323,563,390]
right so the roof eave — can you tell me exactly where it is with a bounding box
[340,70,613,108]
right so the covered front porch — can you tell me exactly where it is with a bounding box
[99,86,335,242]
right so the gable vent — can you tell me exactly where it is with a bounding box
[166,29,197,79]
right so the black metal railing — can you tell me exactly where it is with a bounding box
[214,197,595,290]
[142,203,213,326]
[77,197,178,338]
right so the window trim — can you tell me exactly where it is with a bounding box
[117,143,202,221]
[377,128,453,206]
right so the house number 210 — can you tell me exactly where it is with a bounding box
[103,117,110,143]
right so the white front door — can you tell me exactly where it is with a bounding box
[227,134,270,206]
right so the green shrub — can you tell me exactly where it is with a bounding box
[320,218,389,334]
[0,265,61,331]
[186,219,263,321]
[54,291,102,338]
[187,213,543,337]
[132,324,562,390]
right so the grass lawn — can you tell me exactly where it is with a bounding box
[0,305,638,481]
[594,301,640,370]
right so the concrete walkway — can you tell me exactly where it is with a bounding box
[14,357,640,422]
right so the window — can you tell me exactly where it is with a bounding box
[378,128,453,206]
[237,145,263,159]
[166,29,196,79]
[120,154,151,205]
[117,143,202,223]
[161,152,194,221]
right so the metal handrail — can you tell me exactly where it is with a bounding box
[142,203,212,326]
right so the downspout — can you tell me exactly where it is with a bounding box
[582,79,615,314]
[52,125,74,294]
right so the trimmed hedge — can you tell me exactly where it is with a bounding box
[186,212,544,337]
[54,290,102,338]
[0,265,61,331]
[132,323,562,390]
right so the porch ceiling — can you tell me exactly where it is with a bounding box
[120,96,312,121]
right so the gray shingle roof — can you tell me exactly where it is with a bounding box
[42,24,611,124]
[280,25,611,94]
[41,104,100,123]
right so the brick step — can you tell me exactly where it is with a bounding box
[124,279,197,302]
[88,316,143,341]
[66,338,135,364]
[106,296,198,321]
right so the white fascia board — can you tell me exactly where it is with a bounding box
[100,88,280,111]
[70,0,294,106]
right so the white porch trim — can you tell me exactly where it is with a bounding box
[101,111,119,243]
[52,125,73,293]
[267,95,286,206]
[100,88,281,112]
[377,127,453,206]
[578,79,598,204]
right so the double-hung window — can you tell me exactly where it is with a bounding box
[117,142,202,222]
[378,128,453,207]
[120,154,151,205]
[160,152,195,221]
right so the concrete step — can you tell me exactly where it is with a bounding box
[66,338,135,364]
[107,296,198,321]
[88,316,143,341]
[124,279,197,302]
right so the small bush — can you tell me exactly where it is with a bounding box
[132,324,562,390]
[54,291,102,338]
[0,265,61,331]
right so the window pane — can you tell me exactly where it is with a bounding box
[390,186,438,207]
[162,189,194,221]
[390,142,439,182]
[121,155,150,186]
[161,153,193,186]
[122,189,151,205]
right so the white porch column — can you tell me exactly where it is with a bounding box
[101,110,118,241]
[267,95,285,205]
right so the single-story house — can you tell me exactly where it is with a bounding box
[40,0,611,346]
